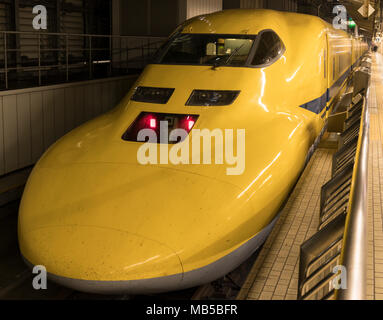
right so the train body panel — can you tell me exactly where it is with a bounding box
[18,9,369,293]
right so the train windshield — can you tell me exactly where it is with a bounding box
[156,34,256,67]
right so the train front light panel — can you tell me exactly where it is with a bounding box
[186,90,240,106]
[131,86,175,104]
[122,112,199,143]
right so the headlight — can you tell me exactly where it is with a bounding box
[186,90,240,106]
[131,86,175,104]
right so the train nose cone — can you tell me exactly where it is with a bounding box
[19,225,183,294]
[19,162,247,293]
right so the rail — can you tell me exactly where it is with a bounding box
[298,56,371,300]
[0,30,167,90]
[336,67,370,300]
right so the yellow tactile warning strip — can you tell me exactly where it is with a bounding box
[238,147,335,300]
[366,53,383,300]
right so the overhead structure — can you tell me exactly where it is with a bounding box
[339,0,381,38]
[357,1,375,18]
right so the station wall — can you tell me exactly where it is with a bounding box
[114,0,299,37]
[187,0,223,19]
[223,0,297,11]
[117,0,181,37]
[0,75,137,175]
[0,0,302,177]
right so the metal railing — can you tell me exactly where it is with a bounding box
[336,68,370,300]
[298,57,371,300]
[0,30,167,90]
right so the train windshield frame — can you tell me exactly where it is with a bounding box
[153,30,285,68]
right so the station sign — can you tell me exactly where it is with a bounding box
[358,3,375,18]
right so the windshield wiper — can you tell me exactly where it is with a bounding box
[212,44,246,70]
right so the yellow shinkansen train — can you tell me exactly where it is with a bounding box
[18,9,368,294]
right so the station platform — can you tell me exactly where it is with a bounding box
[237,148,334,300]
[238,53,383,300]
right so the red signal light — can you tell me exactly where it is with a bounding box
[122,112,199,144]
[149,117,157,129]
[187,119,195,131]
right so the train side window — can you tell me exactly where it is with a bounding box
[252,31,285,67]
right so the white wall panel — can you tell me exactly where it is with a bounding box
[110,80,117,108]
[74,86,86,127]
[16,94,32,169]
[94,83,103,117]
[3,96,18,173]
[101,82,111,114]
[0,75,138,176]
[42,90,55,151]
[54,89,66,141]
[64,88,76,134]
[187,0,222,19]
[84,85,94,120]
[30,92,44,163]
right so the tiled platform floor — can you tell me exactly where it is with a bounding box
[238,147,335,300]
[239,53,383,300]
[366,53,383,300]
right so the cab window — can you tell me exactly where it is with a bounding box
[252,31,285,66]
[157,34,256,67]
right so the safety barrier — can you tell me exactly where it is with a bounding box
[298,56,371,300]
[0,30,166,90]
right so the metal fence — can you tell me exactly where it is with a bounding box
[0,31,167,91]
[298,57,371,300]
